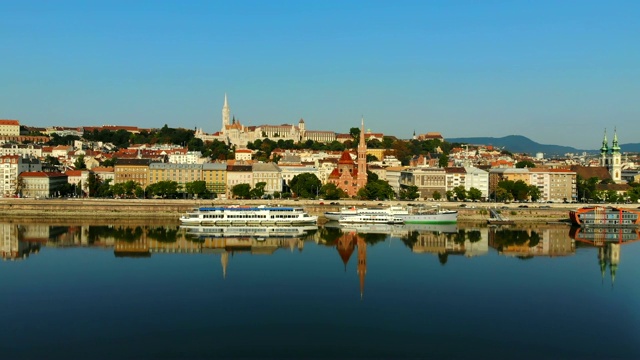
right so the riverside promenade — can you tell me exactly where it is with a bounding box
[0,197,607,224]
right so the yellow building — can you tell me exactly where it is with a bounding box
[114,159,151,188]
[149,163,202,190]
[202,163,227,195]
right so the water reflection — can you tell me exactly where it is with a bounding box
[571,226,640,285]
[2,222,640,285]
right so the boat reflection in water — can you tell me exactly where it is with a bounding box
[570,226,640,285]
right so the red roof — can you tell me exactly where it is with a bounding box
[338,151,355,165]
[0,120,19,126]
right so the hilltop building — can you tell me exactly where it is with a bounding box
[196,94,379,148]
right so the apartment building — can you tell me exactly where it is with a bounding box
[252,162,283,195]
[529,168,576,202]
[400,167,447,199]
[464,166,490,199]
[19,171,68,198]
[0,120,20,136]
[202,163,227,196]
[114,159,152,188]
[0,156,42,197]
[149,163,202,190]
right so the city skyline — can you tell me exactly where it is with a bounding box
[2,0,639,149]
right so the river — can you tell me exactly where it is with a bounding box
[1,220,639,359]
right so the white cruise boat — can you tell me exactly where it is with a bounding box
[325,206,409,221]
[397,206,458,224]
[338,214,404,224]
[180,206,318,226]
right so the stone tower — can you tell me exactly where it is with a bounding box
[221,93,230,132]
[356,117,368,190]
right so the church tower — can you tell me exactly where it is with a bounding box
[599,129,608,168]
[611,128,622,183]
[221,93,230,132]
[356,117,368,190]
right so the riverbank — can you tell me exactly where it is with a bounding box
[0,197,609,223]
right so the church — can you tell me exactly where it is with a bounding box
[600,129,623,183]
[326,118,368,197]
[195,94,336,147]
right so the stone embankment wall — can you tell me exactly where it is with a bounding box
[0,198,585,223]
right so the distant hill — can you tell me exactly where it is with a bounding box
[445,135,580,156]
[446,136,640,156]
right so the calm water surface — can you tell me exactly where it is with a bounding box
[1,221,639,359]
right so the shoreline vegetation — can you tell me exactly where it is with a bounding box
[0,198,622,224]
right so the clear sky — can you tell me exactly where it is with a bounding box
[2,0,638,149]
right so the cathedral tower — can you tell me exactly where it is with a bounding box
[356,118,368,190]
[611,129,622,183]
[221,93,230,132]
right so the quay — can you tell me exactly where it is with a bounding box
[0,198,623,224]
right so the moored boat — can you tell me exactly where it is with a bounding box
[338,214,404,224]
[569,206,640,227]
[180,205,318,226]
[324,205,409,221]
[398,206,458,224]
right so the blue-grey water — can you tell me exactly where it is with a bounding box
[1,221,639,359]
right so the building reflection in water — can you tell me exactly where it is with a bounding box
[1,224,40,261]
[4,221,639,288]
[570,226,640,286]
[488,226,575,259]
[335,231,367,299]
[397,225,488,265]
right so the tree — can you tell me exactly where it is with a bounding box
[249,182,266,199]
[528,185,542,202]
[359,179,395,200]
[232,183,251,199]
[627,185,640,203]
[146,181,179,198]
[438,153,449,168]
[445,190,454,201]
[366,154,378,162]
[467,187,482,201]
[86,173,102,197]
[289,173,321,198]
[349,127,361,148]
[320,183,346,200]
[453,185,467,201]
[432,191,442,201]
[74,155,87,170]
[399,185,420,200]
[185,180,211,199]
[515,160,535,168]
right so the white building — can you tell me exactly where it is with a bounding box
[0,120,20,136]
[464,166,489,199]
[0,144,43,158]
[0,156,42,197]
[252,162,283,195]
[19,171,68,198]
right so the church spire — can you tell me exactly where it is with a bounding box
[221,93,231,132]
[612,127,621,154]
[356,117,368,190]
[600,129,609,155]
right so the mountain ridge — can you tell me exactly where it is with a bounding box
[446,135,640,155]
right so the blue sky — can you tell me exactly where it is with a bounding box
[2,0,638,149]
